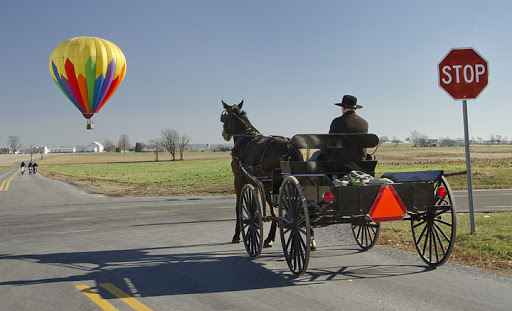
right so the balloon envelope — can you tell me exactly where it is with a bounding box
[49,37,126,120]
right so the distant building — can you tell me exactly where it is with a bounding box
[49,147,76,153]
[84,141,104,153]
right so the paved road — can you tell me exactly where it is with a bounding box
[1,168,511,310]
[453,189,512,212]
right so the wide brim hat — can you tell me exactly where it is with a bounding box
[335,95,363,109]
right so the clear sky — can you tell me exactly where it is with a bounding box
[1,0,510,148]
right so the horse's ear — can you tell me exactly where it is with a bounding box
[222,100,229,109]
[238,100,244,109]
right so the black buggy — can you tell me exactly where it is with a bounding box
[236,133,457,276]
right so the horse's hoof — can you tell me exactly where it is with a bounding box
[232,237,240,244]
[263,240,273,248]
[310,238,317,251]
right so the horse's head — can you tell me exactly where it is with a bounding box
[221,100,255,141]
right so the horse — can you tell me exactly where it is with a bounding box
[221,100,305,247]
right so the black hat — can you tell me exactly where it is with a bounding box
[335,95,363,109]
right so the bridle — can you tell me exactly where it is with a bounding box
[220,108,260,137]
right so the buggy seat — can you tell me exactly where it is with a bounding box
[281,133,379,177]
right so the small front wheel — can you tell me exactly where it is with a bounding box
[278,176,310,276]
[239,184,263,258]
[352,220,380,251]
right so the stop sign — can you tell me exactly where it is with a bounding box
[438,48,488,100]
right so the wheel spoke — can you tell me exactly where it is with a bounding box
[415,222,428,246]
[435,218,453,227]
[433,225,447,256]
[278,177,310,275]
[433,221,451,243]
[412,218,427,229]
[239,185,263,258]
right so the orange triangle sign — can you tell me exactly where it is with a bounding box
[369,185,407,222]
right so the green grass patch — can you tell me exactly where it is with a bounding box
[41,158,233,187]
[456,212,512,261]
[379,212,512,274]
[381,212,512,261]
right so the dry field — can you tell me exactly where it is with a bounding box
[374,144,512,167]
[3,144,510,167]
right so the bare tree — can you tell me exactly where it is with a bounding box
[178,134,191,160]
[489,135,495,145]
[161,129,179,160]
[149,139,163,161]
[7,135,21,154]
[496,135,503,145]
[439,137,455,147]
[103,139,116,152]
[379,136,389,146]
[29,145,37,161]
[117,134,130,152]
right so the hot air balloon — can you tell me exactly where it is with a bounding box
[49,37,126,129]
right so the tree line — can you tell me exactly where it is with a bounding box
[103,129,192,160]
[3,128,192,161]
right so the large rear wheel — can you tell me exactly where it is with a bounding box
[239,184,263,258]
[411,176,457,266]
[278,176,310,276]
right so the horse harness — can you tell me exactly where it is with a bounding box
[222,107,293,176]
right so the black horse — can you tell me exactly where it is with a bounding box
[221,100,304,247]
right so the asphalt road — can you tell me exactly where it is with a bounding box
[1,167,511,310]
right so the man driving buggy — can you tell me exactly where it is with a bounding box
[311,95,369,168]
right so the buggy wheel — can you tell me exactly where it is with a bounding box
[352,220,380,251]
[238,184,263,258]
[278,176,310,276]
[411,176,457,266]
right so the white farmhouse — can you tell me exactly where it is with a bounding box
[84,141,104,153]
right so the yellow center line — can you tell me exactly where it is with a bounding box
[100,283,152,311]
[0,169,20,191]
[142,210,174,214]
[75,285,118,311]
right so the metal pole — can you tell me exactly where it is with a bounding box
[462,99,476,234]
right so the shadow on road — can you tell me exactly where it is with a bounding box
[0,242,434,297]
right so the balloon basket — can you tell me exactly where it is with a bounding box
[87,120,94,130]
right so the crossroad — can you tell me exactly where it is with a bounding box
[1,167,511,310]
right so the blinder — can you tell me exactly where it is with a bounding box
[220,110,228,123]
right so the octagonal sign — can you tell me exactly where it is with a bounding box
[438,48,488,100]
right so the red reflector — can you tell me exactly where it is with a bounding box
[323,192,334,203]
[437,187,447,198]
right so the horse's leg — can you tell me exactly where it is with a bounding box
[232,192,241,244]
[310,228,316,251]
[263,186,274,247]
[231,163,242,244]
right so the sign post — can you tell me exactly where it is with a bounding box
[438,48,489,234]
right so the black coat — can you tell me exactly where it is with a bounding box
[327,111,369,167]
[329,111,368,134]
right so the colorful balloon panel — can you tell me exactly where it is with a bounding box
[49,37,126,119]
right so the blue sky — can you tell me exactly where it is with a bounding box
[1,1,510,147]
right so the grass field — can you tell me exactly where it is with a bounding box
[23,144,512,195]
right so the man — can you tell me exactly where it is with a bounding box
[327,95,369,166]
[329,95,368,134]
